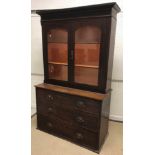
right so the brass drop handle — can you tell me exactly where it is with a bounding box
[76,116,85,123]
[48,107,53,112]
[76,101,85,107]
[47,122,53,128]
[48,94,53,100]
[76,133,83,140]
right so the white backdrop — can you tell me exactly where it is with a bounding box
[31,0,123,121]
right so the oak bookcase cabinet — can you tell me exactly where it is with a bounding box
[35,2,120,153]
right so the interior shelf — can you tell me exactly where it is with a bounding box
[48,42,101,44]
[48,62,98,68]
[48,62,68,65]
[75,64,99,68]
[48,42,67,44]
[74,42,101,44]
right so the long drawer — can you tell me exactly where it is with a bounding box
[38,106,99,132]
[37,114,99,150]
[36,88,101,115]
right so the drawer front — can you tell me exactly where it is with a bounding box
[38,105,99,132]
[37,114,98,150]
[36,88,101,115]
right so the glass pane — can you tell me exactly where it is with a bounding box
[74,25,101,86]
[47,28,68,81]
[75,26,101,43]
[75,67,98,86]
[48,64,67,81]
[48,43,68,63]
[48,29,68,43]
[75,44,100,66]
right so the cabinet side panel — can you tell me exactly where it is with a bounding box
[99,94,110,148]
[41,23,49,81]
[106,17,117,91]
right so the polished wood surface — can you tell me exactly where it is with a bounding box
[48,62,98,68]
[35,83,107,100]
[48,62,67,65]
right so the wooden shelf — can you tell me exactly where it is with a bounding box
[48,62,68,65]
[75,64,99,69]
[74,42,101,44]
[48,42,67,44]
[48,62,99,69]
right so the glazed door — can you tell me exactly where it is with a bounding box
[72,22,102,86]
[46,25,69,81]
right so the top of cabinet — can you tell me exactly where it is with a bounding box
[36,2,121,21]
[35,83,108,101]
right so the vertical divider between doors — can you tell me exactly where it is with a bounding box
[68,22,74,83]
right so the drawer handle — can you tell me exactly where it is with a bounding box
[76,133,83,140]
[48,107,53,112]
[48,94,53,100]
[49,34,52,38]
[76,116,85,124]
[76,101,85,107]
[47,122,53,128]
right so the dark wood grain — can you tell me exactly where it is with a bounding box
[37,114,99,150]
[36,88,101,115]
[99,94,110,149]
[36,88,100,132]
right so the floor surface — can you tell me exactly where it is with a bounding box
[31,115,123,155]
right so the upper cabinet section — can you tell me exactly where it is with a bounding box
[75,26,101,43]
[36,2,121,93]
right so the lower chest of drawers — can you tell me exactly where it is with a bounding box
[35,87,110,152]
